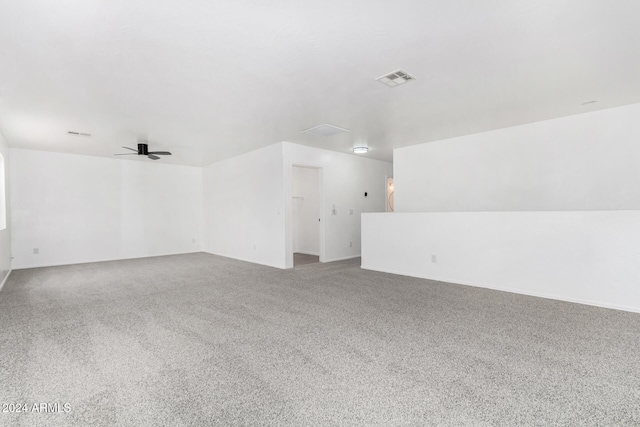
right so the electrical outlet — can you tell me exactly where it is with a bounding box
[33,248,39,255]
[431,254,437,263]
[349,209,354,215]
[253,244,256,250]
[349,241,352,247]
[192,238,196,244]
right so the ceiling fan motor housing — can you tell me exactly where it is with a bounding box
[138,143,149,155]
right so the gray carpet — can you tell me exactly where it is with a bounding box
[1,253,639,426]
[294,253,319,267]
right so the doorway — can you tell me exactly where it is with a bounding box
[292,166,321,267]
[386,177,394,212]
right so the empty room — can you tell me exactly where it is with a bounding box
[1,1,639,425]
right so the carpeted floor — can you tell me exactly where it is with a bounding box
[0,253,639,426]
[293,253,319,267]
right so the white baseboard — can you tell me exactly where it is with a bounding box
[12,250,204,270]
[202,250,285,269]
[294,251,319,256]
[361,264,640,314]
[0,269,12,293]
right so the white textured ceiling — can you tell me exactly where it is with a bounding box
[1,0,639,166]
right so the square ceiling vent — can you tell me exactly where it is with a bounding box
[67,130,92,137]
[376,69,415,87]
[302,124,350,137]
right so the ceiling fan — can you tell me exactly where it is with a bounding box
[115,142,172,160]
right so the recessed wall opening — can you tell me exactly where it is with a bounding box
[292,165,322,267]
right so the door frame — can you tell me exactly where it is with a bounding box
[285,163,324,268]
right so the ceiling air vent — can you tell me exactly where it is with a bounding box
[67,130,92,137]
[302,124,350,137]
[376,69,415,87]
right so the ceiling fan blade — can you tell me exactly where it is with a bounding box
[147,151,172,155]
[114,153,138,156]
[147,154,160,160]
[122,146,138,152]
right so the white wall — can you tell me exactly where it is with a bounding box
[0,131,11,288]
[202,142,392,269]
[395,103,640,212]
[292,166,320,255]
[203,143,286,268]
[283,142,393,266]
[362,211,640,313]
[10,149,203,269]
[363,103,640,312]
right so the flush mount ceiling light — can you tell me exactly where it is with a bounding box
[302,123,350,137]
[353,146,369,154]
[376,69,415,87]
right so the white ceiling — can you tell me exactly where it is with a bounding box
[1,0,639,166]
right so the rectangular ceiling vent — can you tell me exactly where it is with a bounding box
[67,130,92,137]
[302,123,350,137]
[376,69,415,87]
